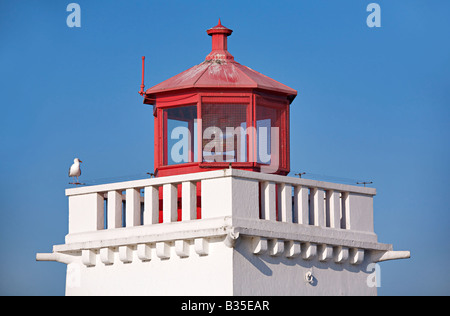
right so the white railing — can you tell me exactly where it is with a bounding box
[65,169,376,236]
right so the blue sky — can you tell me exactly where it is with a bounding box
[0,0,449,295]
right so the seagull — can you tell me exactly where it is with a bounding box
[69,158,82,183]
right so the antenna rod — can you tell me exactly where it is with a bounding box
[139,56,145,96]
[356,181,373,187]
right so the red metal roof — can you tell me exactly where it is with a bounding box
[144,20,297,102]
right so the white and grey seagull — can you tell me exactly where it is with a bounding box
[68,158,82,184]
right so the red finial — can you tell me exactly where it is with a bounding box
[206,19,234,61]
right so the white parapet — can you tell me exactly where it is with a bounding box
[37,169,409,296]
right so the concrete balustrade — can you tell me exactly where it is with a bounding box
[58,169,386,269]
[65,169,376,235]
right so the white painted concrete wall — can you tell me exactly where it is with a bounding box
[233,236,376,296]
[65,238,233,296]
[63,237,376,296]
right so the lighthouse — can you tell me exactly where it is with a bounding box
[36,20,409,296]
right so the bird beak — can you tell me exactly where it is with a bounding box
[79,160,83,163]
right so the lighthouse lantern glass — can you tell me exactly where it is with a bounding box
[201,103,249,163]
[162,105,198,165]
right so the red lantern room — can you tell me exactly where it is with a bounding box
[143,20,297,177]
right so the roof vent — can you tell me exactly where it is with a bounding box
[205,19,234,61]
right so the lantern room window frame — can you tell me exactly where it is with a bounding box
[153,90,290,177]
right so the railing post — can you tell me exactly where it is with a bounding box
[107,190,122,229]
[202,176,258,219]
[182,181,197,221]
[126,188,141,227]
[341,192,350,229]
[326,190,341,229]
[310,188,325,227]
[260,181,276,221]
[346,193,374,232]
[144,186,159,225]
[279,183,292,223]
[68,193,104,234]
[294,186,309,225]
[163,183,178,223]
[201,177,232,219]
